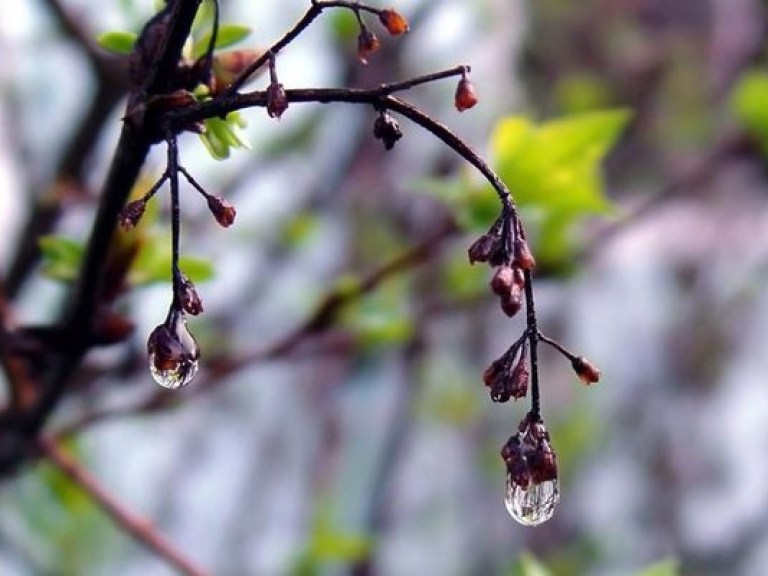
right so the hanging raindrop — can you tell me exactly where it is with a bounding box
[504,473,559,526]
[147,310,200,389]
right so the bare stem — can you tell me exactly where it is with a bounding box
[39,438,210,576]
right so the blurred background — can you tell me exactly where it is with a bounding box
[2,0,768,574]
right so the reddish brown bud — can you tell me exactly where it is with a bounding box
[179,276,204,316]
[455,77,478,112]
[378,9,410,35]
[266,82,288,119]
[357,26,380,64]
[529,449,558,484]
[490,266,515,296]
[571,356,601,385]
[468,234,500,265]
[482,358,505,388]
[500,293,522,317]
[206,195,236,227]
[373,110,402,150]
[119,199,147,230]
[513,238,536,270]
[509,351,529,400]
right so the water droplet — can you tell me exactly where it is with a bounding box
[147,312,200,390]
[149,349,199,389]
[504,473,559,526]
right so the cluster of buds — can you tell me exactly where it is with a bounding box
[501,413,559,526]
[483,338,529,402]
[468,214,534,318]
[117,135,241,390]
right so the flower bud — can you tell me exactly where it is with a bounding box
[206,195,236,227]
[118,199,147,230]
[179,276,204,316]
[266,82,288,119]
[378,9,410,35]
[373,110,402,150]
[513,238,536,270]
[500,293,522,317]
[509,350,529,400]
[571,356,601,385]
[357,26,380,65]
[455,77,478,112]
[467,234,498,265]
[490,266,515,297]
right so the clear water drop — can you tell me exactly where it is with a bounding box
[504,473,559,526]
[149,350,199,389]
[147,312,200,390]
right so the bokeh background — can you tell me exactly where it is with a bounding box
[2,0,768,574]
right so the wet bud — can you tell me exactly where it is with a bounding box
[509,459,532,488]
[513,238,536,270]
[500,293,522,318]
[490,382,511,403]
[509,350,529,400]
[571,356,601,385]
[357,26,380,65]
[468,234,499,265]
[372,110,402,150]
[266,82,288,119]
[482,357,506,388]
[147,311,200,390]
[529,448,558,484]
[179,276,204,316]
[490,266,515,297]
[206,195,236,227]
[118,199,147,230]
[500,434,521,464]
[455,77,478,112]
[379,9,410,35]
[211,49,267,93]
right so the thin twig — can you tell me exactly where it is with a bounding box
[39,437,210,576]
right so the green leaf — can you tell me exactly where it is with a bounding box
[731,70,768,154]
[39,235,84,282]
[192,24,252,59]
[199,113,249,160]
[634,558,679,576]
[492,109,630,215]
[96,31,137,55]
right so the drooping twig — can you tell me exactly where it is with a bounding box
[39,437,210,576]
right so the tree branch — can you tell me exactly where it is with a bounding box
[16,0,204,440]
[39,437,209,576]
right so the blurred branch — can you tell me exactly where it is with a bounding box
[53,216,460,438]
[11,0,204,443]
[39,437,210,576]
[6,0,129,297]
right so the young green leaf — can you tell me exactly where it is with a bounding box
[96,31,137,55]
